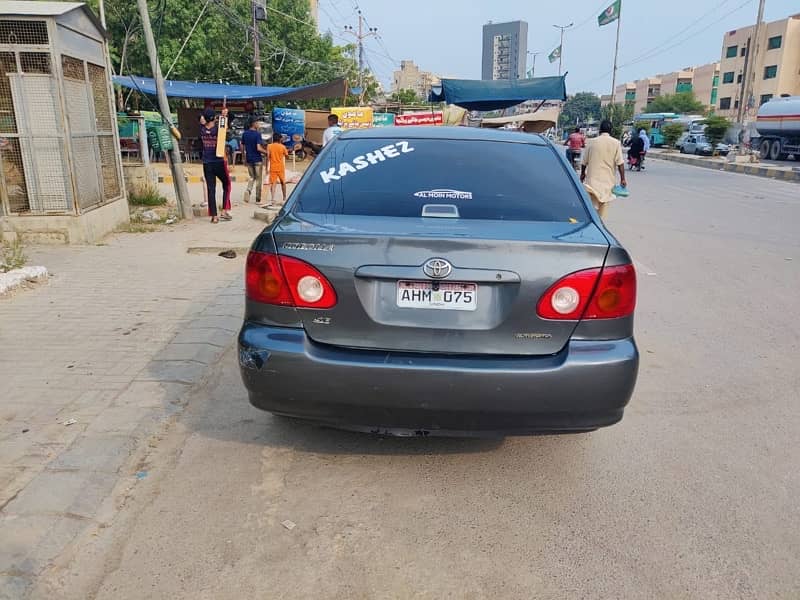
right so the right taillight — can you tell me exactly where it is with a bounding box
[245,251,337,309]
[537,264,636,320]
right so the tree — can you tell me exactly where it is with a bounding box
[601,103,634,140]
[661,123,685,151]
[633,121,651,134]
[89,0,364,104]
[559,92,601,128]
[702,115,730,156]
[389,89,420,104]
[645,91,705,114]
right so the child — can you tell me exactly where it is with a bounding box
[266,132,289,204]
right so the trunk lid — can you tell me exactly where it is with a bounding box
[272,214,609,356]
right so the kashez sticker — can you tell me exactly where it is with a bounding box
[319,141,415,184]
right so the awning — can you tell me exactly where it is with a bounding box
[479,108,560,133]
[113,76,347,101]
[428,76,567,111]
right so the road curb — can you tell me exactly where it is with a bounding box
[649,152,800,182]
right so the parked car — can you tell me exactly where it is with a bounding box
[239,127,639,436]
[680,134,730,156]
[676,132,690,151]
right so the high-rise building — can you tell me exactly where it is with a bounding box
[482,21,528,81]
[716,13,800,119]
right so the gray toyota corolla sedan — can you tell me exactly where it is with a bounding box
[238,127,638,436]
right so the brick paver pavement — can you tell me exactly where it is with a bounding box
[0,209,268,598]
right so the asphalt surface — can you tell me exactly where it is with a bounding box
[37,161,800,600]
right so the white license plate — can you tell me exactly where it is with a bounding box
[396,281,478,311]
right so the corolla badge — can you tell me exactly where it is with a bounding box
[423,258,453,279]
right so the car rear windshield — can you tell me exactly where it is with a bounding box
[294,137,586,221]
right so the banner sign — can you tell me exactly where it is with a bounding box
[372,112,396,127]
[395,111,443,126]
[272,107,306,148]
[331,107,374,130]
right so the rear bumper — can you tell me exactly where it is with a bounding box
[238,323,639,436]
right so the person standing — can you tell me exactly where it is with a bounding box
[266,132,289,204]
[241,117,267,204]
[628,131,645,170]
[580,120,626,220]
[564,126,586,169]
[199,108,232,223]
[638,128,651,169]
[322,114,343,146]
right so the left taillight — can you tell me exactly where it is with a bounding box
[246,251,337,309]
[537,264,636,320]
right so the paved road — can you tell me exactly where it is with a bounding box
[34,161,800,600]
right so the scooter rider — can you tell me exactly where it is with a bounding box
[565,126,586,169]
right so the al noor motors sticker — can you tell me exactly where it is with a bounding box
[319,141,414,184]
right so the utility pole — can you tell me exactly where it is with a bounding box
[552,22,573,76]
[610,6,622,101]
[344,10,377,102]
[136,0,193,220]
[252,0,267,86]
[738,0,765,124]
[98,0,106,28]
[527,51,540,78]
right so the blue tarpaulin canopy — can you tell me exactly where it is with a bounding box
[428,76,567,111]
[113,76,347,101]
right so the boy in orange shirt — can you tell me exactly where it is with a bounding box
[266,132,289,204]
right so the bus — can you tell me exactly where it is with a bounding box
[633,112,681,147]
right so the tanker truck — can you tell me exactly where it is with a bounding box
[754,96,800,161]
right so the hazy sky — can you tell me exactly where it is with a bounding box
[317,0,798,95]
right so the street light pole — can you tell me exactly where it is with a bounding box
[527,51,540,78]
[136,0,193,220]
[344,10,377,103]
[552,23,573,76]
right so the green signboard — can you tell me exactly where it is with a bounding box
[373,112,395,127]
[146,122,173,152]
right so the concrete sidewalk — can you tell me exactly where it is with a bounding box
[0,209,269,598]
[647,149,800,182]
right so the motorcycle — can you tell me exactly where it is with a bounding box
[627,151,646,172]
[567,149,582,172]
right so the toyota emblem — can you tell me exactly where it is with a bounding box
[423,258,452,279]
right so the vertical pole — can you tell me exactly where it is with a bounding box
[558,28,564,76]
[253,0,262,87]
[136,0,193,220]
[736,37,751,123]
[610,6,622,100]
[137,116,150,168]
[98,0,106,28]
[531,53,537,78]
[740,0,765,123]
[358,11,364,92]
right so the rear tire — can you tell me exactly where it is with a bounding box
[760,139,771,159]
[770,140,782,161]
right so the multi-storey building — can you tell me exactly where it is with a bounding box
[605,63,720,113]
[481,21,528,81]
[716,13,800,119]
[392,60,440,99]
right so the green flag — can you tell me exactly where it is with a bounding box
[548,45,561,64]
[598,0,621,26]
